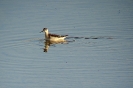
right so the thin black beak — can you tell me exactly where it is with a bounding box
[40,30,43,33]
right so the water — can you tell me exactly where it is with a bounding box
[0,0,133,88]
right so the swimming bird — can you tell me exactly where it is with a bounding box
[40,28,68,41]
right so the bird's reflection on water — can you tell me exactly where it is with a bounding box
[43,40,68,52]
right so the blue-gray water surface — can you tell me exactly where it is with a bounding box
[0,0,133,88]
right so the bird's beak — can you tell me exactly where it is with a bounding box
[40,30,43,33]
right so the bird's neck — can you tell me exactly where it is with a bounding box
[45,31,49,39]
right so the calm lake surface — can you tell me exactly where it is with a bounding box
[0,0,133,88]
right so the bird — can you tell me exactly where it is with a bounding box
[40,28,68,41]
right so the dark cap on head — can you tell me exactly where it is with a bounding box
[40,28,48,33]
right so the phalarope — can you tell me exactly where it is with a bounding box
[40,28,68,41]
